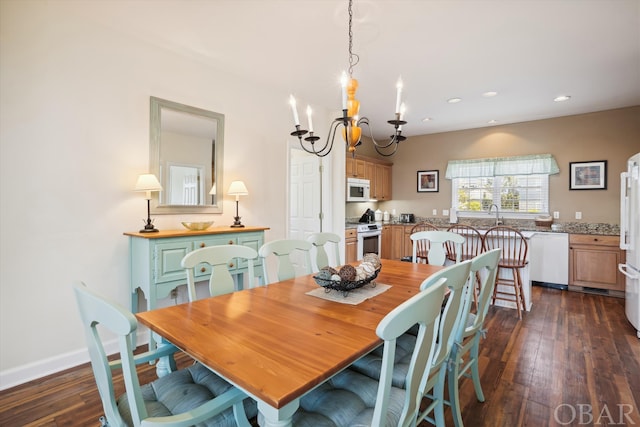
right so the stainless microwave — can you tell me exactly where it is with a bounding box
[346,178,370,202]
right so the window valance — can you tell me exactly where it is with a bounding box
[445,154,560,179]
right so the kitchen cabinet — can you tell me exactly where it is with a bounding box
[569,234,625,294]
[403,225,414,258]
[381,224,412,260]
[365,161,375,183]
[391,226,405,260]
[346,155,393,200]
[345,228,358,264]
[372,163,392,201]
[381,225,392,258]
[346,157,366,178]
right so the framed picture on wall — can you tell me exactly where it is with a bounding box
[417,170,439,192]
[569,160,607,190]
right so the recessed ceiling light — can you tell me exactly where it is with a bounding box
[447,97,462,104]
[483,91,498,97]
[422,117,433,122]
[488,119,498,124]
[554,95,571,102]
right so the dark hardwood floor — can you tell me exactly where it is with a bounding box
[1,286,639,426]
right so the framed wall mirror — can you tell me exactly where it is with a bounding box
[149,96,224,214]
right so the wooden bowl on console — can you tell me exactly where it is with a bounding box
[181,221,214,231]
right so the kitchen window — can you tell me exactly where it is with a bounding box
[446,154,559,219]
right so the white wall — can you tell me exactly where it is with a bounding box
[0,1,342,388]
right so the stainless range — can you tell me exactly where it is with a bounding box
[356,223,382,260]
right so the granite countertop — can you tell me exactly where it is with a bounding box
[345,217,620,236]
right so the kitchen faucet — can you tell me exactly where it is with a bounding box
[488,203,503,225]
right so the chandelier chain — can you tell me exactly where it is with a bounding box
[347,0,359,78]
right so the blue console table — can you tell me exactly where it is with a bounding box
[124,226,269,350]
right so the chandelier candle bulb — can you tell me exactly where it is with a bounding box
[395,77,403,113]
[306,105,314,132]
[341,71,348,110]
[289,95,299,126]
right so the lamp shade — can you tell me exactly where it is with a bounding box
[134,174,162,192]
[227,180,248,196]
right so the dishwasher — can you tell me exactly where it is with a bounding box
[529,232,569,290]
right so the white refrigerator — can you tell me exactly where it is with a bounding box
[620,152,640,338]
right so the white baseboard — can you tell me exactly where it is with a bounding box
[0,332,149,391]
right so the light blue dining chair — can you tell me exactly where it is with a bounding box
[447,248,501,427]
[306,232,341,271]
[181,244,259,300]
[72,281,257,427]
[411,230,465,266]
[349,260,473,427]
[258,239,313,284]
[288,276,448,426]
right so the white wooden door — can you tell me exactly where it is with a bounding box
[290,148,320,238]
[289,147,321,274]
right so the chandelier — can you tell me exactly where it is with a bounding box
[288,0,407,157]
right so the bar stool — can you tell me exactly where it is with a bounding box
[447,224,484,308]
[409,222,439,263]
[482,226,528,319]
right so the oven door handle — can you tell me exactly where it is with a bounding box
[358,232,382,238]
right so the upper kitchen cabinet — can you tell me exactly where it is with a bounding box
[346,157,366,178]
[373,163,392,201]
[346,155,392,200]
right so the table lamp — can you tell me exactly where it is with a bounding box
[135,174,163,233]
[228,180,248,228]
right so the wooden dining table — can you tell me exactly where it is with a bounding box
[136,258,443,427]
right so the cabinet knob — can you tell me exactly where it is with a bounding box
[200,243,206,248]
[228,240,234,245]
[229,262,234,268]
[593,238,599,242]
[200,267,206,273]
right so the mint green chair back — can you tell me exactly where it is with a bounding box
[258,239,313,284]
[290,277,448,426]
[416,259,472,426]
[409,223,439,263]
[306,232,341,271]
[448,248,501,427]
[411,230,465,266]
[181,245,258,301]
[346,260,471,427]
[373,278,448,426]
[72,281,255,427]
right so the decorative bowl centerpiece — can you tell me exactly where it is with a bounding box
[313,253,382,297]
[181,221,214,231]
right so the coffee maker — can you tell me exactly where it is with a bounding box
[359,209,375,223]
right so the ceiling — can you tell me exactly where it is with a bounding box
[81,0,639,138]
